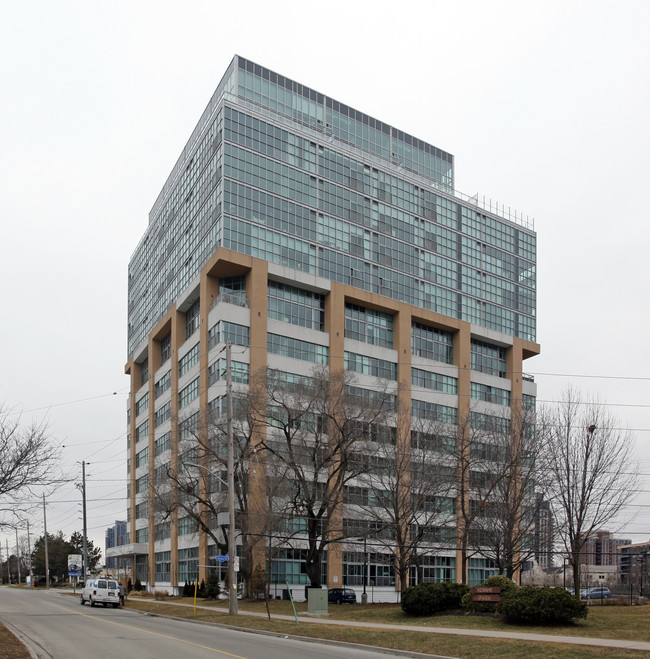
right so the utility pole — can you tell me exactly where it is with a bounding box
[27,522,33,587]
[43,494,50,589]
[82,461,88,581]
[5,538,9,584]
[15,528,21,585]
[226,339,238,615]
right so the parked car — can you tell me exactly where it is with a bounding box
[587,587,611,599]
[327,587,357,604]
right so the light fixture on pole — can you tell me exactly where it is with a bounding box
[357,537,368,604]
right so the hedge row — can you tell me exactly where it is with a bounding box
[402,575,588,625]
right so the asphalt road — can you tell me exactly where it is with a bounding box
[0,586,418,659]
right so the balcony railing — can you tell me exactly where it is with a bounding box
[210,292,249,311]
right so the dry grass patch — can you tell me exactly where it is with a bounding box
[0,622,32,659]
[201,598,650,642]
[123,599,648,659]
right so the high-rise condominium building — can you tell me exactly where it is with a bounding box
[110,56,539,596]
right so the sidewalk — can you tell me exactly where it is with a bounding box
[121,596,650,653]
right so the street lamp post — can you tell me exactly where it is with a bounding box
[357,537,367,604]
[186,459,238,615]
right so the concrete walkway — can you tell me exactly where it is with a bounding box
[118,596,650,653]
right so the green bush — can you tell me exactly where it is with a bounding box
[462,575,518,614]
[204,571,221,600]
[402,581,469,616]
[133,578,143,592]
[498,586,588,625]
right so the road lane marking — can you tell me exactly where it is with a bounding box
[62,607,249,658]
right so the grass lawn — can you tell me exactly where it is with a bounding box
[0,622,32,659]
[109,595,650,659]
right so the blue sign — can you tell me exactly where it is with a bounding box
[215,555,229,563]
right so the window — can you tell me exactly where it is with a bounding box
[522,394,536,412]
[179,344,200,378]
[208,359,249,385]
[135,528,148,543]
[268,281,325,331]
[412,368,457,394]
[345,385,396,410]
[155,550,171,581]
[178,517,199,536]
[471,339,506,378]
[154,461,170,484]
[219,275,247,305]
[411,322,454,364]
[208,321,249,349]
[411,399,457,424]
[268,334,328,363]
[179,378,199,409]
[140,358,149,386]
[135,393,149,416]
[179,412,199,441]
[178,547,199,583]
[135,446,149,468]
[160,333,171,364]
[155,523,171,541]
[185,299,200,339]
[470,411,511,435]
[470,382,510,406]
[135,474,148,494]
[154,401,171,427]
[135,501,148,519]
[155,371,171,398]
[344,352,396,380]
[155,431,171,455]
[345,303,393,348]
[135,419,149,444]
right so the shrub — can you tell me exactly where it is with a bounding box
[204,571,221,600]
[133,578,143,592]
[498,586,588,624]
[462,575,518,614]
[402,581,469,616]
[153,589,168,601]
[127,578,133,593]
[182,581,194,597]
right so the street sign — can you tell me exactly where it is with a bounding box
[215,555,228,563]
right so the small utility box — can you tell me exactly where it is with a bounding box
[307,588,328,615]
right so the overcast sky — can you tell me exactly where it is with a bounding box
[1,0,649,559]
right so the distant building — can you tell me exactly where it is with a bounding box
[105,520,128,571]
[534,494,553,570]
[619,540,650,589]
[581,530,630,567]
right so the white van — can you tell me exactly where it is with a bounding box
[80,578,123,608]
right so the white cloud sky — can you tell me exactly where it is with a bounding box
[1,0,649,557]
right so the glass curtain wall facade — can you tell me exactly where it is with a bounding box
[121,56,539,598]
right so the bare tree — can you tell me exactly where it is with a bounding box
[353,411,456,593]
[151,392,266,593]
[467,405,550,580]
[0,407,62,528]
[254,366,392,589]
[544,389,638,597]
